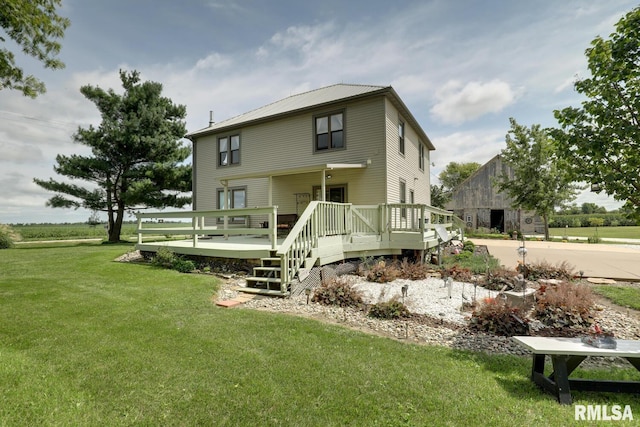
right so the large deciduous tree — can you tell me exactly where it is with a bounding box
[496,118,580,240]
[551,7,640,222]
[439,162,481,192]
[0,0,70,97]
[435,161,481,207]
[35,70,191,242]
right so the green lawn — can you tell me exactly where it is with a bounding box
[549,226,640,240]
[593,286,640,311]
[1,243,638,426]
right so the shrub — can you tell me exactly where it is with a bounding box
[534,282,594,328]
[311,277,364,308]
[462,240,475,253]
[152,248,195,273]
[365,259,399,283]
[441,264,472,282]
[526,260,574,281]
[172,258,196,273]
[484,266,518,291]
[368,297,411,319]
[0,224,20,249]
[397,258,430,280]
[469,298,529,336]
[152,247,177,268]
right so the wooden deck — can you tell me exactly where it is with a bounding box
[135,202,460,295]
[137,235,281,260]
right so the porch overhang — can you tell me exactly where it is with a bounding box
[218,162,367,204]
[217,162,367,182]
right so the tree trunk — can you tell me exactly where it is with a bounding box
[543,213,550,241]
[107,203,125,243]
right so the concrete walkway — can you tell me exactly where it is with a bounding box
[470,238,640,281]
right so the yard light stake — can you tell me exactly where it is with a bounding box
[517,236,527,278]
[305,288,311,304]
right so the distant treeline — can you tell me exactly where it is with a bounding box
[549,213,637,228]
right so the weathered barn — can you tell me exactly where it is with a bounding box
[445,155,544,234]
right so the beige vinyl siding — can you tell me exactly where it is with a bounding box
[193,96,389,214]
[384,98,430,205]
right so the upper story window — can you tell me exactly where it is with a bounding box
[398,121,405,155]
[419,142,425,171]
[315,112,344,151]
[218,134,240,166]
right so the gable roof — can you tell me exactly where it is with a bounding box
[186,83,435,149]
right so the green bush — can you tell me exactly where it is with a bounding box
[469,298,529,336]
[549,213,636,228]
[462,240,475,252]
[152,247,177,268]
[311,277,364,308]
[172,258,196,273]
[0,224,20,249]
[152,247,195,273]
[368,298,411,319]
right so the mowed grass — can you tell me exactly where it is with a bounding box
[549,226,640,239]
[1,244,639,426]
[593,286,640,311]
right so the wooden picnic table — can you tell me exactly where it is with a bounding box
[512,336,640,404]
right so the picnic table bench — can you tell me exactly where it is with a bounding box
[512,336,640,404]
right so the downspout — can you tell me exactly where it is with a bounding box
[321,170,326,201]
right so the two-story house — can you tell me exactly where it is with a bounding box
[187,84,434,222]
[136,84,456,295]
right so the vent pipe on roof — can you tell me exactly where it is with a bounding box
[209,110,214,126]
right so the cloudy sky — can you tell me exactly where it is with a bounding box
[1,0,636,224]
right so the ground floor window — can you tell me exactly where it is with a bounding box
[217,186,246,223]
[312,184,347,203]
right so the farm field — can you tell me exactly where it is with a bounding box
[11,222,189,241]
[0,242,638,426]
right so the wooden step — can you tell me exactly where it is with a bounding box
[237,287,289,297]
[253,267,282,277]
[260,257,281,267]
[245,276,282,284]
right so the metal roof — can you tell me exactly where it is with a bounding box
[186,83,434,149]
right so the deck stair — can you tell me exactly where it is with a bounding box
[242,251,289,296]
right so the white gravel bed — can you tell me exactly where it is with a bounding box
[348,276,495,325]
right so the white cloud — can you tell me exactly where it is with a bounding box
[430,79,518,125]
[430,129,506,179]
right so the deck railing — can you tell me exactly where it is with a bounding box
[136,206,278,249]
[276,202,456,291]
[136,203,456,293]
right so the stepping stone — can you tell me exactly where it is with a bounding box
[216,300,243,308]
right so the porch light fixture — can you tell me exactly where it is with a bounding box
[326,174,332,179]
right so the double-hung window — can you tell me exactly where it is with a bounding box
[400,179,407,219]
[218,134,240,166]
[418,142,425,171]
[315,112,344,151]
[217,187,247,223]
[398,121,405,155]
